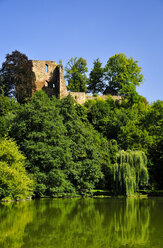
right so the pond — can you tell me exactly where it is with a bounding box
[1,197,163,248]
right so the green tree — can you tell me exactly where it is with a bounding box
[0,95,12,116]
[0,138,33,200]
[10,91,73,197]
[87,58,105,93]
[142,100,163,139]
[59,95,110,192]
[0,95,18,138]
[85,97,152,153]
[85,97,163,189]
[0,50,36,103]
[118,121,153,152]
[65,57,88,92]
[113,150,149,196]
[143,100,163,188]
[10,91,110,196]
[150,139,163,189]
[104,53,143,98]
[85,97,125,140]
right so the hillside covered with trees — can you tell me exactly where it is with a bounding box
[0,51,162,201]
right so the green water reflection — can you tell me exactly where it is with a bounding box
[0,197,163,248]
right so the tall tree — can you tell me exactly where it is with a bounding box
[87,58,105,94]
[104,53,143,97]
[0,50,36,103]
[65,57,88,92]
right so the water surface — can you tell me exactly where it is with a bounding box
[1,197,163,248]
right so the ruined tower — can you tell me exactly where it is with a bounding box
[31,60,68,98]
[31,60,86,104]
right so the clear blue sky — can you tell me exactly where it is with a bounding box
[0,0,163,103]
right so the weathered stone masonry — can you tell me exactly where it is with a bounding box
[31,60,121,104]
[31,60,86,104]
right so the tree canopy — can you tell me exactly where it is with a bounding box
[0,95,18,138]
[65,57,88,92]
[104,53,143,98]
[0,138,33,201]
[113,150,148,196]
[10,91,110,196]
[87,58,105,94]
[0,50,36,103]
[0,51,162,199]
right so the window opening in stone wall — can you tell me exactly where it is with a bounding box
[45,64,48,73]
[45,81,48,87]
[53,84,55,88]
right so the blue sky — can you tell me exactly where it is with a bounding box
[0,0,163,103]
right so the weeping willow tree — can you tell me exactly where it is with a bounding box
[113,150,149,196]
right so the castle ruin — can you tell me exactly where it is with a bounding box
[31,60,122,104]
[31,60,86,104]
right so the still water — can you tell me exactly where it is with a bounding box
[0,197,163,248]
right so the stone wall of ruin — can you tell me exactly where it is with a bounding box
[85,94,122,102]
[31,60,57,97]
[69,92,86,104]
[58,66,68,98]
[31,59,121,105]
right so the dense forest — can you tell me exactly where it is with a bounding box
[0,51,162,201]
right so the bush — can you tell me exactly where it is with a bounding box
[0,138,33,201]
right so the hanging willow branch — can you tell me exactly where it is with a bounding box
[113,150,149,196]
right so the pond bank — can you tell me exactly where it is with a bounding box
[1,190,163,202]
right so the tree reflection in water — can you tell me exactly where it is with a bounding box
[0,201,34,248]
[0,198,152,248]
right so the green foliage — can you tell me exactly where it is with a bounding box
[109,139,119,163]
[143,100,163,139]
[85,97,163,190]
[10,91,71,197]
[10,91,110,196]
[144,100,163,188]
[0,95,19,138]
[87,58,105,93]
[104,53,143,98]
[65,57,88,92]
[85,97,152,152]
[118,121,153,151]
[0,95,12,115]
[113,150,149,196]
[0,50,36,103]
[0,51,161,196]
[59,95,110,191]
[59,59,63,66]
[0,138,33,200]
[149,139,163,189]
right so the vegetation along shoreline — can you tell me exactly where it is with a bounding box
[0,51,162,202]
